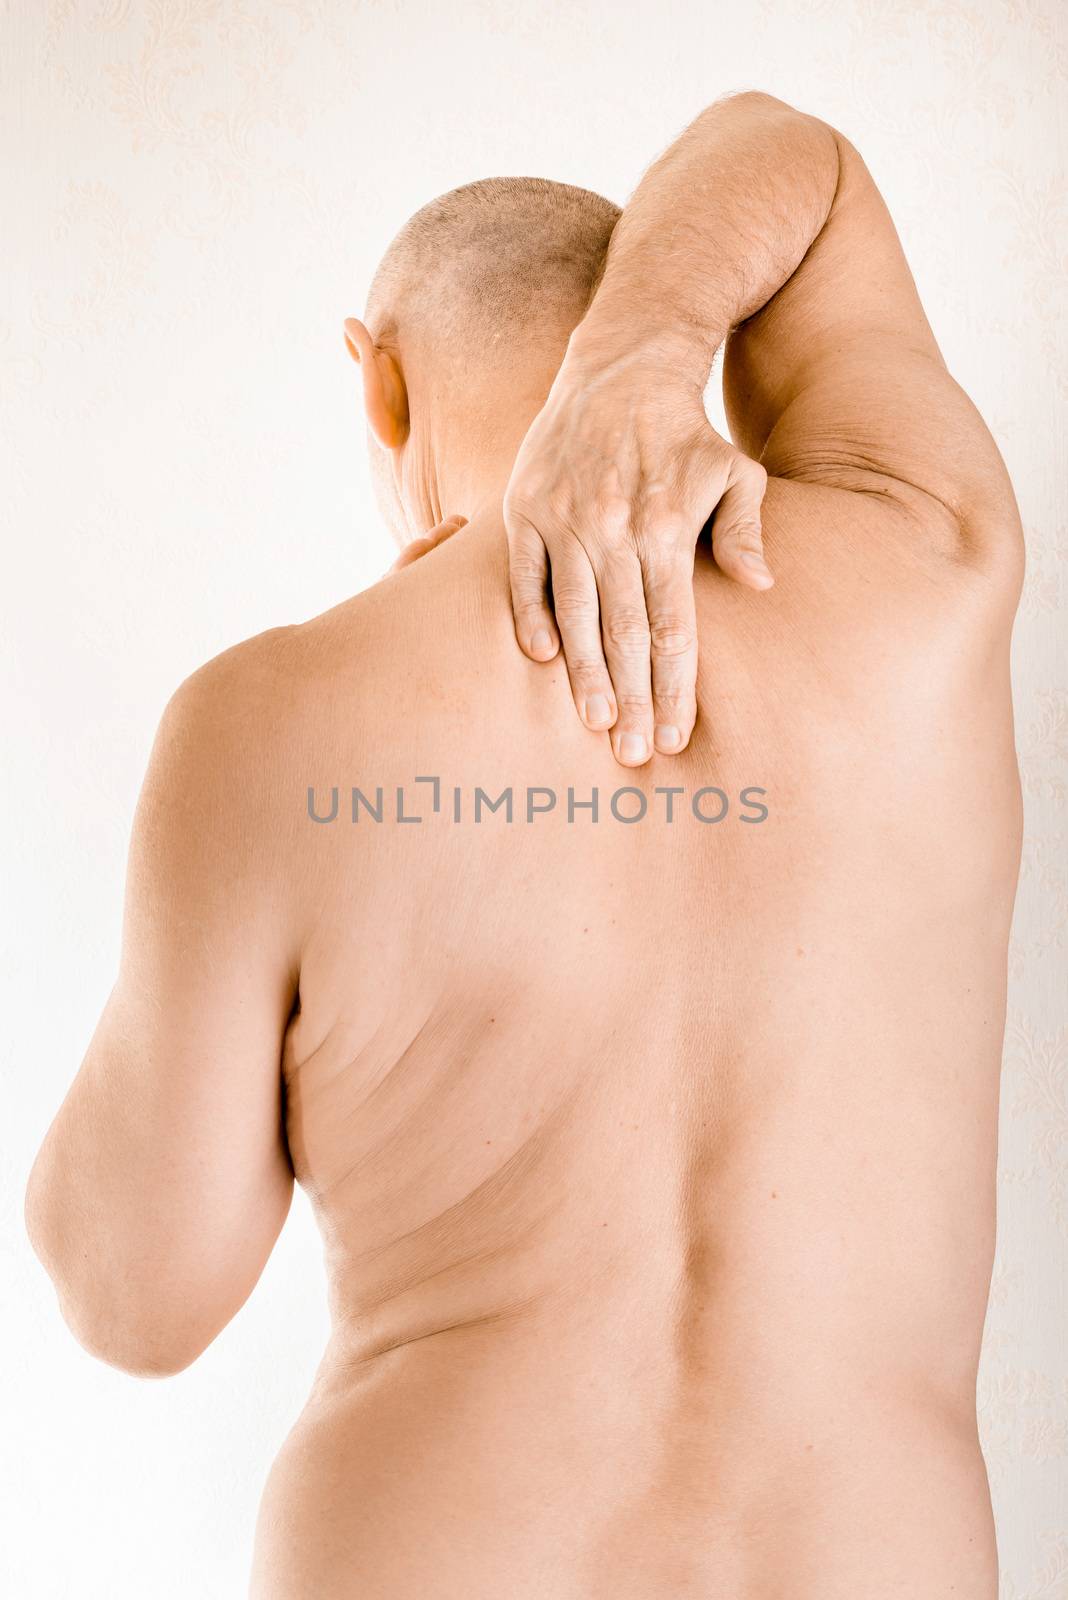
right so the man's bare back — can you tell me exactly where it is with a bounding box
[25,93,1024,1597]
[239,470,1021,1597]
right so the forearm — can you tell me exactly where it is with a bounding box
[24,1038,202,1375]
[25,991,293,1377]
[570,92,841,381]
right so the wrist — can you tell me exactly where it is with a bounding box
[564,304,720,390]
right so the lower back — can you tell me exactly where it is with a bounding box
[251,1306,996,1598]
[267,950,1002,1594]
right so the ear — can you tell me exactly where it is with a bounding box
[343,317,410,450]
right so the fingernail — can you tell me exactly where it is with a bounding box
[531,628,555,658]
[741,551,773,580]
[655,724,681,751]
[619,732,647,763]
[585,692,612,727]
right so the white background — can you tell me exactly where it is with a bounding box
[3,2,1065,1595]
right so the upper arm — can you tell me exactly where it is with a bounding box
[722,129,1023,575]
[25,634,301,1375]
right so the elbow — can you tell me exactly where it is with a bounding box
[714,89,806,120]
[56,1291,205,1378]
[24,1173,206,1380]
[51,1276,207,1378]
[711,89,840,147]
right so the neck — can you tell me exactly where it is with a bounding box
[396,419,521,532]
[394,352,563,534]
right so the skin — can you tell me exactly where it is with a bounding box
[24,94,1023,1598]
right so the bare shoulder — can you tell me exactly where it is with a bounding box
[155,536,499,788]
[166,623,300,710]
[157,625,307,779]
[133,626,314,902]
[158,525,494,748]
[163,570,411,746]
[294,523,515,690]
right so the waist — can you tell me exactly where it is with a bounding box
[252,1314,996,1599]
[312,1128,998,1408]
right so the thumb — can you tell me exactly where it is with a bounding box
[708,455,772,589]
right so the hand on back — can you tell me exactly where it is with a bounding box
[502,343,771,766]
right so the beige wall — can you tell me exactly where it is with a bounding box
[3,2,1065,1595]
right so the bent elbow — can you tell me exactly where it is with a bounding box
[24,1177,206,1380]
[54,1283,206,1379]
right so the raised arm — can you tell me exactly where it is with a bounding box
[505,92,1021,763]
[569,93,844,379]
[717,101,1020,554]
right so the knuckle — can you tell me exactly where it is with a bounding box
[644,513,689,548]
[615,691,652,719]
[568,657,608,683]
[715,518,760,548]
[652,688,695,714]
[553,594,596,630]
[512,598,549,623]
[641,543,695,586]
[596,495,631,538]
[595,544,641,583]
[546,488,579,525]
[506,491,561,535]
[509,554,547,585]
[603,609,651,652]
[649,618,695,657]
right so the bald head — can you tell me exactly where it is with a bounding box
[366,176,620,369]
[356,177,620,538]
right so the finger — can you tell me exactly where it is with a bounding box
[391,514,467,572]
[391,537,433,571]
[708,457,773,589]
[505,508,560,662]
[642,549,698,755]
[596,549,654,767]
[548,543,617,735]
[423,513,467,555]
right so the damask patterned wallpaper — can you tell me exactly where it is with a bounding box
[3,2,1064,1596]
